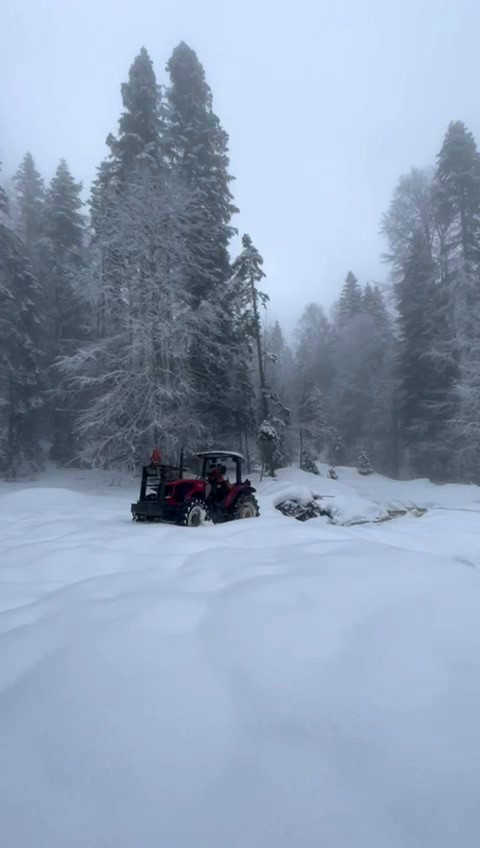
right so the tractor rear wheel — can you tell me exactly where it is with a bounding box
[232,494,260,520]
[178,497,209,528]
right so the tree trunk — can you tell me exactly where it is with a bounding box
[244,433,251,474]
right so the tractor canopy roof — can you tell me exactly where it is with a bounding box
[196,450,244,461]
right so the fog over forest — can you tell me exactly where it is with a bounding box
[2,2,480,482]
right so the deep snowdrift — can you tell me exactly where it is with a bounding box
[1,466,480,847]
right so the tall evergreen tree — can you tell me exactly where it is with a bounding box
[12,153,45,259]
[231,235,269,412]
[294,304,334,398]
[395,232,453,477]
[263,320,294,460]
[436,121,480,266]
[93,49,165,345]
[435,121,480,350]
[293,304,334,464]
[60,164,204,468]
[43,160,87,463]
[337,271,363,322]
[166,43,242,452]
[107,47,163,177]
[92,48,165,343]
[382,164,457,479]
[166,41,237,301]
[330,279,395,470]
[230,234,280,474]
[435,122,480,478]
[0,165,43,476]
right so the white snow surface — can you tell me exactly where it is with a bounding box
[1,464,480,847]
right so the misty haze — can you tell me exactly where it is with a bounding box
[1,2,480,847]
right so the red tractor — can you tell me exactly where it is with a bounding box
[131,450,260,527]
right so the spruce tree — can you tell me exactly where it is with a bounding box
[66,49,225,468]
[166,43,240,451]
[382,166,452,478]
[331,279,395,471]
[230,234,279,474]
[363,283,385,319]
[231,235,269,412]
[94,47,165,339]
[0,166,43,476]
[395,232,456,478]
[435,121,480,478]
[43,160,87,463]
[294,304,334,398]
[357,451,372,475]
[362,284,396,472]
[264,320,294,457]
[337,271,363,322]
[13,153,45,259]
[436,121,480,265]
[107,47,163,177]
[91,51,160,342]
[166,41,237,301]
[61,164,204,468]
[395,234,436,444]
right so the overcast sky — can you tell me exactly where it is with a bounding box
[2,0,480,329]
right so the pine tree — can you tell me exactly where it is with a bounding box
[45,160,84,256]
[94,47,165,341]
[0,165,43,476]
[12,152,45,258]
[357,451,372,475]
[43,160,87,463]
[166,43,242,450]
[361,284,397,473]
[294,304,334,397]
[331,280,395,470]
[60,165,203,468]
[96,50,159,339]
[395,233,438,472]
[230,234,269,409]
[435,121,480,478]
[230,234,278,474]
[382,166,454,478]
[337,271,363,322]
[66,48,234,469]
[107,47,163,177]
[297,387,330,468]
[263,320,294,459]
[166,41,237,301]
[293,304,334,468]
[436,121,480,266]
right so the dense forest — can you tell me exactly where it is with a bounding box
[1,43,480,481]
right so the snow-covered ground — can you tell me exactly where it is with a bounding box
[1,465,480,847]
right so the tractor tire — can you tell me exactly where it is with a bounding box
[178,497,210,528]
[232,494,260,520]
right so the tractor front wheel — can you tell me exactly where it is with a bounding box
[178,497,210,528]
[232,494,260,520]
